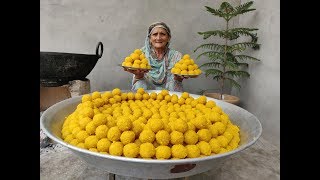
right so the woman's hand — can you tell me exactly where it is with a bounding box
[123,67,149,79]
[174,74,189,82]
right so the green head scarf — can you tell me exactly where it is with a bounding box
[141,22,174,85]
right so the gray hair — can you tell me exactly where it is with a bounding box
[148,22,171,37]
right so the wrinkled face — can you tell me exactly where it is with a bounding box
[149,27,170,50]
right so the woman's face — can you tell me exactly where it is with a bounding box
[149,27,170,50]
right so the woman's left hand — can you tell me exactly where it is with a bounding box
[174,74,188,82]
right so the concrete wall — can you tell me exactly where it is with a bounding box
[41,0,280,147]
[232,0,280,148]
[41,0,239,94]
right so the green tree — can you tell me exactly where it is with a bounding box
[194,1,261,99]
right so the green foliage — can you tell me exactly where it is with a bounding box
[194,1,261,97]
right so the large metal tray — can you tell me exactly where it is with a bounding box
[40,90,262,179]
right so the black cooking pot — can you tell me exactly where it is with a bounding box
[40,42,103,87]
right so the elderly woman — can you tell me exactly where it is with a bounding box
[124,22,187,92]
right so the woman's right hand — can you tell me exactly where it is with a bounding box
[123,67,149,79]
